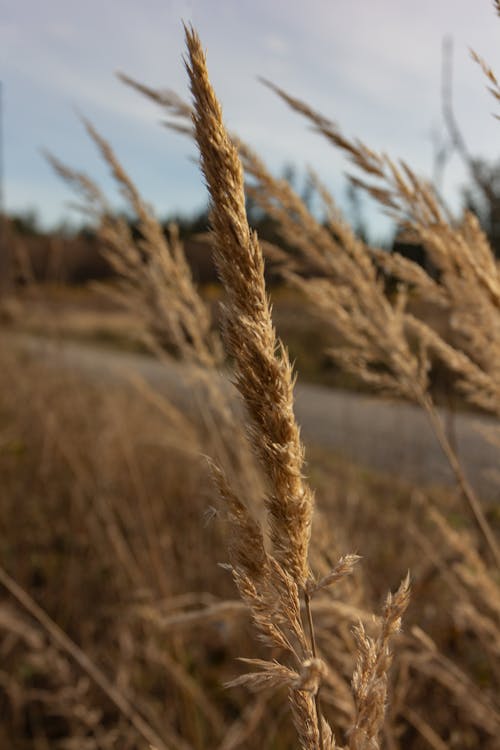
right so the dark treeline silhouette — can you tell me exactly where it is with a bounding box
[4,147,500,289]
[0,204,292,287]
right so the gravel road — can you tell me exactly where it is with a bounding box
[10,335,499,500]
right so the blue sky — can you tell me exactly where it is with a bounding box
[1,0,500,241]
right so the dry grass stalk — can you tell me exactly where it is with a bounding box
[118,72,194,136]
[47,123,267,509]
[1,343,251,748]
[239,69,500,733]
[428,506,500,622]
[236,81,499,565]
[117,64,500,437]
[400,708,449,750]
[260,78,448,229]
[135,68,500,426]
[251,162,498,561]
[9,11,500,747]
[348,576,410,750]
[117,71,194,136]
[470,48,500,108]
[0,564,173,750]
[184,23,326,748]
[409,627,500,737]
[264,80,500,416]
[184,24,314,589]
[307,555,362,597]
[46,135,218,368]
[406,500,500,742]
[215,695,268,750]
[183,25,409,749]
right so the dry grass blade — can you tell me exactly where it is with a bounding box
[207,460,267,583]
[226,658,299,691]
[401,708,449,750]
[307,555,361,596]
[0,565,176,750]
[216,695,268,750]
[117,71,194,134]
[470,49,500,105]
[261,77,446,229]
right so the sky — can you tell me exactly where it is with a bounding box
[1,0,500,241]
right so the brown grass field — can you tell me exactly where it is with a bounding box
[1,20,500,750]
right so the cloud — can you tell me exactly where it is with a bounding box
[262,33,289,57]
[3,0,500,237]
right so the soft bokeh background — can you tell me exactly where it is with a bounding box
[1,0,500,239]
[1,4,500,748]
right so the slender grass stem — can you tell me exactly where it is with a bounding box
[305,589,323,750]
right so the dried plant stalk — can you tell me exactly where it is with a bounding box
[349,576,410,750]
[184,24,314,589]
[182,25,410,750]
[183,24,329,748]
[46,136,218,368]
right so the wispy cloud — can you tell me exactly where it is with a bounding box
[2,0,500,236]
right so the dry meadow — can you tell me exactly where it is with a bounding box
[0,19,499,750]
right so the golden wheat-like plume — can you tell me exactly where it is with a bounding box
[183,24,314,589]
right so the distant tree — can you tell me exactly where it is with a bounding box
[345,182,368,243]
[10,209,40,236]
[461,157,500,256]
[440,35,500,256]
[164,207,210,237]
[392,36,500,267]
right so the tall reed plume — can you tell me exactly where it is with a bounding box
[183,25,409,750]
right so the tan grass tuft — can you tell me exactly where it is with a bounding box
[349,575,410,750]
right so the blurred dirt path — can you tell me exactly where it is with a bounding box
[10,334,500,500]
